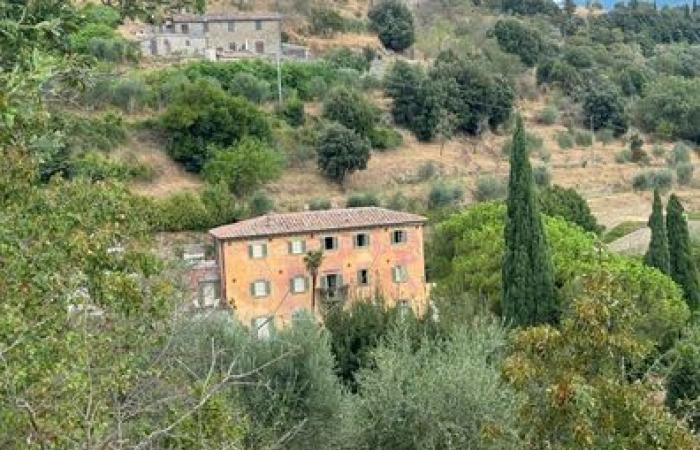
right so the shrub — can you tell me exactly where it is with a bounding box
[368,0,415,52]
[494,18,548,67]
[68,152,154,182]
[346,192,380,207]
[385,191,410,211]
[309,197,332,210]
[474,176,507,202]
[637,76,700,143]
[615,149,632,164]
[316,123,371,183]
[596,128,615,145]
[279,96,305,127]
[632,169,673,192]
[533,165,551,188]
[652,144,666,158]
[80,4,121,27]
[306,76,328,100]
[310,7,346,37]
[202,138,283,197]
[677,163,694,185]
[228,72,270,104]
[538,185,603,234]
[574,130,593,147]
[416,161,438,181]
[248,190,274,216]
[630,134,648,163]
[666,329,700,431]
[582,82,628,135]
[324,47,371,73]
[539,105,559,125]
[428,181,464,209]
[161,79,272,173]
[556,131,575,149]
[110,78,150,113]
[322,86,378,137]
[368,127,403,150]
[668,143,691,167]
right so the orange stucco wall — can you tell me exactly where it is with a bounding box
[216,224,427,328]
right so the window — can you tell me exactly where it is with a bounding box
[185,39,190,46]
[228,21,235,31]
[289,239,306,255]
[251,280,270,297]
[248,242,267,259]
[198,281,220,308]
[255,40,264,53]
[322,236,338,251]
[203,22,209,32]
[398,300,410,318]
[322,273,342,289]
[255,20,263,30]
[357,269,369,286]
[252,316,273,339]
[392,265,408,283]
[391,229,407,244]
[354,232,370,248]
[229,42,237,51]
[180,23,189,33]
[290,276,308,294]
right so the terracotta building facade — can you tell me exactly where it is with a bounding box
[209,208,428,336]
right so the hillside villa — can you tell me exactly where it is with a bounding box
[209,207,428,337]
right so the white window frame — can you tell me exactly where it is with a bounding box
[252,316,273,340]
[252,279,270,298]
[248,242,267,259]
[392,265,408,283]
[290,275,308,294]
[289,239,306,255]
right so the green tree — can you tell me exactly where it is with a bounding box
[493,19,548,67]
[503,117,557,326]
[162,79,272,173]
[347,322,523,449]
[583,81,629,135]
[304,250,324,313]
[504,272,699,449]
[316,123,371,184]
[644,189,671,275]
[667,194,700,310]
[322,86,378,138]
[666,327,700,431]
[538,185,603,234]
[202,137,283,197]
[368,0,415,52]
[637,77,700,143]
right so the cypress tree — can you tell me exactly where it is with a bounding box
[667,194,700,311]
[644,189,670,275]
[502,116,557,326]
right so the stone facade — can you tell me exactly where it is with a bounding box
[140,12,281,58]
[209,208,428,335]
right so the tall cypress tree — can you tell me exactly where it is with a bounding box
[667,194,700,311]
[644,189,670,275]
[502,116,557,326]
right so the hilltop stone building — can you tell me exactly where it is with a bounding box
[140,12,282,59]
[209,207,428,338]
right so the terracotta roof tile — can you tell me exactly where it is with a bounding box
[209,207,426,240]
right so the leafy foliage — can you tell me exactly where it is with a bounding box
[203,138,283,197]
[322,86,378,138]
[503,118,557,326]
[368,0,416,52]
[161,79,272,172]
[494,19,549,67]
[582,81,629,135]
[538,185,603,234]
[316,123,371,183]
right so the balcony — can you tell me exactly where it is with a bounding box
[316,285,349,303]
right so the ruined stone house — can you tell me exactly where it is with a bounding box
[140,12,282,58]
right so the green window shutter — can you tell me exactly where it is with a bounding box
[334,237,339,249]
[250,282,255,296]
[301,240,306,252]
[288,241,293,254]
[320,238,325,250]
[392,267,398,283]
[265,281,271,296]
[365,234,370,246]
[248,245,253,258]
[305,277,310,291]
[262,244,268,257]
[320,275,328,289]
[338,274,344,286]
[289,278,294,293]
